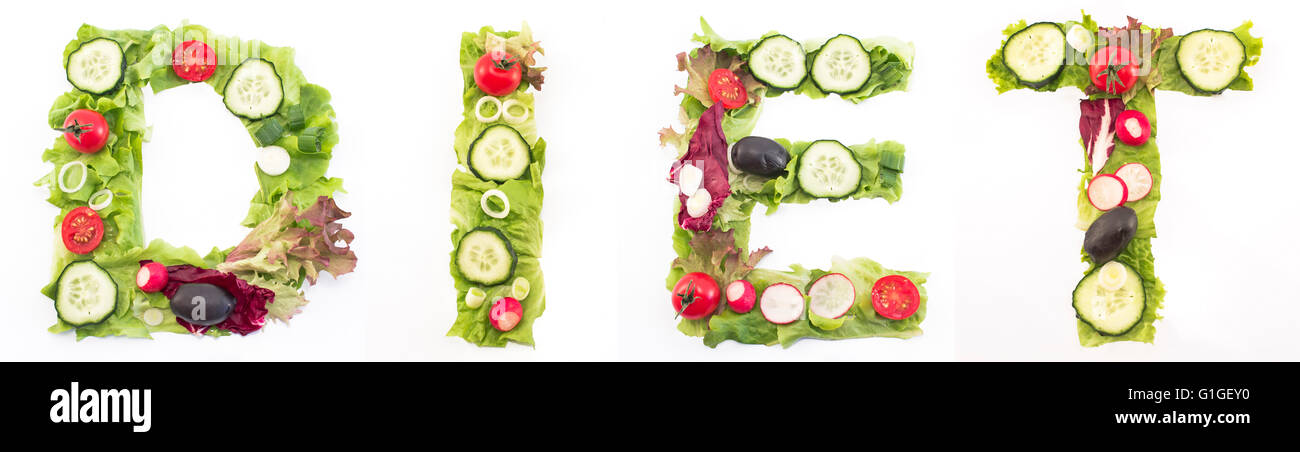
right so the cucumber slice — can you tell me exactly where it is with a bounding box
[468,124,531,182]
[748,34,807,90]
[809,35,872,94]
[796,140,860,198]
[1002,22,1066,88]
[66,38,125,95]
[455,227,517,286]
[223,58,284,120]
[1176,29,1245,94]
[1073,261,1145,336]
[54,261,118,326]
[808,273,855,319]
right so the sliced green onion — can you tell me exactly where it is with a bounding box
[285,104,306,130]
[475,96,502,123]
[880,149,905,172]
[142,308,164,326]
[501,99,529,124]
[880,169,900,188]
[88,189,113,211]
[465,287,487,308]
[57,161,87,193]
[253,118,284,146]
[297,127,323,153]
[480,189,510,219]
[511,277,530,300]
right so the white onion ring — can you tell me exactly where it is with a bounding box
[480,189,510,219]
[88,189,114,211]
[58,161,87,193]
[501,99,529,124]
[475,96,502,123]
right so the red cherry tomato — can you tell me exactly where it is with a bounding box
[61,109,109,154]
[707,68,748,109]
[172,40,217,82]
[1115,109,1150,146]
[473,50,524,96]
[671,272,720,320]
[1089,46,1140,94]
[870,275,920,320]
[61,207,104,255]
[489,297,524,332]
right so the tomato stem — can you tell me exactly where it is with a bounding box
[493,54,519,71]
[674,280,697,319]
[54,119,94,139]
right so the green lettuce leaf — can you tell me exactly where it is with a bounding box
[1155,22,1262,96]
[735,139,905,213]
[692,18,914,104]
[447,25,548,347]
[38,23,347,339]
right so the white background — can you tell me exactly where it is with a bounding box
[0,0,1294,361]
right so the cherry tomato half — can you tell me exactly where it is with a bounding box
[473,50,524,96]
[1089,46,1140,95]
[671,272,720,320]
[172,40,217,82]
[707,68,748,109]
[870,274,920,320]
[61,206,105,255]
[61,109,109,154]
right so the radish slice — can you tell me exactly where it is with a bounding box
[480,189,510,219]
[1116,110,1150,146]
[501,99,529,124]
[256,146,291,176]
[1087,174,1128,211]
[88,189,113,211]
[58,161,88,193]
[808,273,856,319]
[760,283,804,324]
[464,287,487,308]
[136,262,168,293]
[1114,163,1152,202]
[475,96,502,123]
[725,280,756,313]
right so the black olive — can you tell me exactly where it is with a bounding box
[170,283,236,326]
[1084,207,1138,264]
[731,136,790,177]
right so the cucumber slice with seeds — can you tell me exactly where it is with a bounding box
[796,140,860,198]
[748,34,807,90]
[66,38,125,95]
[1176,29,1245,94]
[455,227,517,286]
[1002,22,1066,88]
[223,58,284,120]
[468,124,531,182]
[809,35,872,94]
[54,261,118,327]
[1073,261,1145,336]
